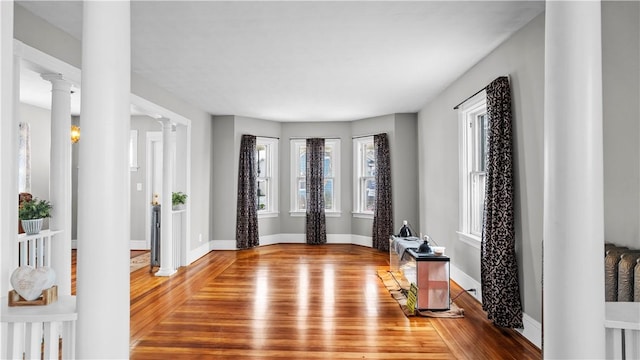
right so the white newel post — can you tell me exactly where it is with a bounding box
[76,1,131,358]
[543,1,605,358]
[42,73,72,296]
[156,118,176,277]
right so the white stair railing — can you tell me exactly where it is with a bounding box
[17,229,60,268]
[605,302,640,360]
[1,229,77,359]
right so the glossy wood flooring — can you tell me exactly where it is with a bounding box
[75,244,541,359]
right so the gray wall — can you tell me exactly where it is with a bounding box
[418,3,640,327]
[602,1,640,249]
[210,114,419,243]
[418,13,545,323]
[235,116,282,236]
[279,121,353,235]
[211,116,236,241]
[129,116,162,242]
[18,103,51,202]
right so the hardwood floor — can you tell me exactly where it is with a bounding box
[74,244,541,359]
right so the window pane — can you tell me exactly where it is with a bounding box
[297,178,306,210]
[298,148,306,177]
[364,143,376,177]
[470,172,486,235]
[478,113,488,172]
[324,178,333,209]
[365,178,376,212]
[324,148,333,176]
[257,179,267,211]
[257,144,266,177]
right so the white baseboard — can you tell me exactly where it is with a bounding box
[518,313,542,349]
[130,239,149,250]
[450,264,483,303]
[188,240,216,264]
[328,234,352,244]
[450,264,541,350]
[206,234,373,249]
[351,235,372,247]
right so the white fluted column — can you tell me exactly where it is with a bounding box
[0,0,16,295]
[543,1,605,358]
[76,1,130,358]
[42,73,72,296]
[156,118,176,277]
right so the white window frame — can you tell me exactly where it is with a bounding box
[290,138,341,216]
[256,137,279,218]
[457,91,487,247]
[353,136,375,218]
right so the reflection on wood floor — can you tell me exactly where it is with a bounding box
[75,244,541,359]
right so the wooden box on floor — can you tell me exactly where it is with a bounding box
[8,285,58,306]
[400,250,450,311]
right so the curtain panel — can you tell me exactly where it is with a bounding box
[236,134,259,249]
[372,133,393,252]
[480,76,523,328]
[306,138,327,245]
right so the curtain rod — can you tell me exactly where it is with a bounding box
[289,136,341,140]
[452,75,510,110]
[256,135,279,140]
[352,133,381,139]
[452,86,487,110]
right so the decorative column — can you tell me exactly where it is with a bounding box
[156,118,176,276]
[42,73,72,296]
[543,1,605,358]
[76,1,130,358]
[0,0,17,295]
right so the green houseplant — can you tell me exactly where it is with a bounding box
[18,198,52,235]
[172,192,187,210]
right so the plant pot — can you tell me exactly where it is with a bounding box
[21,219,43,235]
[172,204,185,211]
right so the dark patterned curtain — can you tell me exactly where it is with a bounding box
[236,135,259,249]
[306,138,326,245]
[480,76,523,328]
[372,133,393,252]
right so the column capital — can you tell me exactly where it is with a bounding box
[41,73,72,91]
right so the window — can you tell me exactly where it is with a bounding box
[459,91,488,239]
[256,137,278,216]
[290,139,340,214]
[353,136,376,216]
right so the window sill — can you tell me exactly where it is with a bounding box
[289,211,342,218]
[258,211,279,219]
[352,212,374,219]
[456,231,481,249]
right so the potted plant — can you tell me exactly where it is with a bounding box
[172,191,187,210]
[18,198,52,235]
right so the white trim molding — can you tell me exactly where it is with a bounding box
[456,231,481,250]
[451,263,541,349]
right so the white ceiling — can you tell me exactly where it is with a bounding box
[17,1,544,122]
